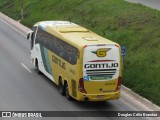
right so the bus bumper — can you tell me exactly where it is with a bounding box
[76,91,120,101]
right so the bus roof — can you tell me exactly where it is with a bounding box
[35,21,118,48]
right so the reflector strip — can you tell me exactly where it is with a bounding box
[88,60,115,62]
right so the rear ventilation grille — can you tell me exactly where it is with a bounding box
[86,69,116,80]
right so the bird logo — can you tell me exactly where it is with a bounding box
[92,48,111,57]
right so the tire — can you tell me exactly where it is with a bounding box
[35,59,41,74]
[59,78,65,96]
[65,82,72,100]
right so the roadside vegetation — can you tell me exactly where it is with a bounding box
[0,0,160,106]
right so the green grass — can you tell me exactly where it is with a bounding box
[0,0,160,106]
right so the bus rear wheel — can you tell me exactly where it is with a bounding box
[65,82,72,100]
[59,78,65,96]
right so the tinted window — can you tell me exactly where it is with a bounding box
[35,28,78,65]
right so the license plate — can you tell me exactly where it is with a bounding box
[97,95,105,99]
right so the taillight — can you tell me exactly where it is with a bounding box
[78,78,87,93]
[115,76,122,92]
[83,45,87,48]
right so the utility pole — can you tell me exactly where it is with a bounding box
[21,0,24,19]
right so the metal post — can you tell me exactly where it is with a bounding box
[21,0,24,19]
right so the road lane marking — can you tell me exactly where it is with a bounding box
[21,63,32,73]
[0,18,26,38]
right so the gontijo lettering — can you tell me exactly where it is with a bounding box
[52,55,66,69]
[84,63,118,68]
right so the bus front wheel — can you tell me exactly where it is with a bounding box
[35,59,41,74]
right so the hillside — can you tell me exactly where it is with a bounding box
[0,0,160,106]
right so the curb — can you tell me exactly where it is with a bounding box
[122,85,160,111]
[0,12,31,36]
[0,12,160,111]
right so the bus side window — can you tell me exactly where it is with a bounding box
[30,34,34,50]
[71,50,77,64]
[33,26,38,44]
[27,31,35,50]
[33,26,37,37]
[31,32,34,41]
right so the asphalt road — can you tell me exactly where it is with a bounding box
[0,18,158,120]
[126,0,160,10]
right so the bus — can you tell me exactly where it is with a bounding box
[27,21,122,101]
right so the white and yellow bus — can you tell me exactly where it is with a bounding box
[27,21,122,101]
